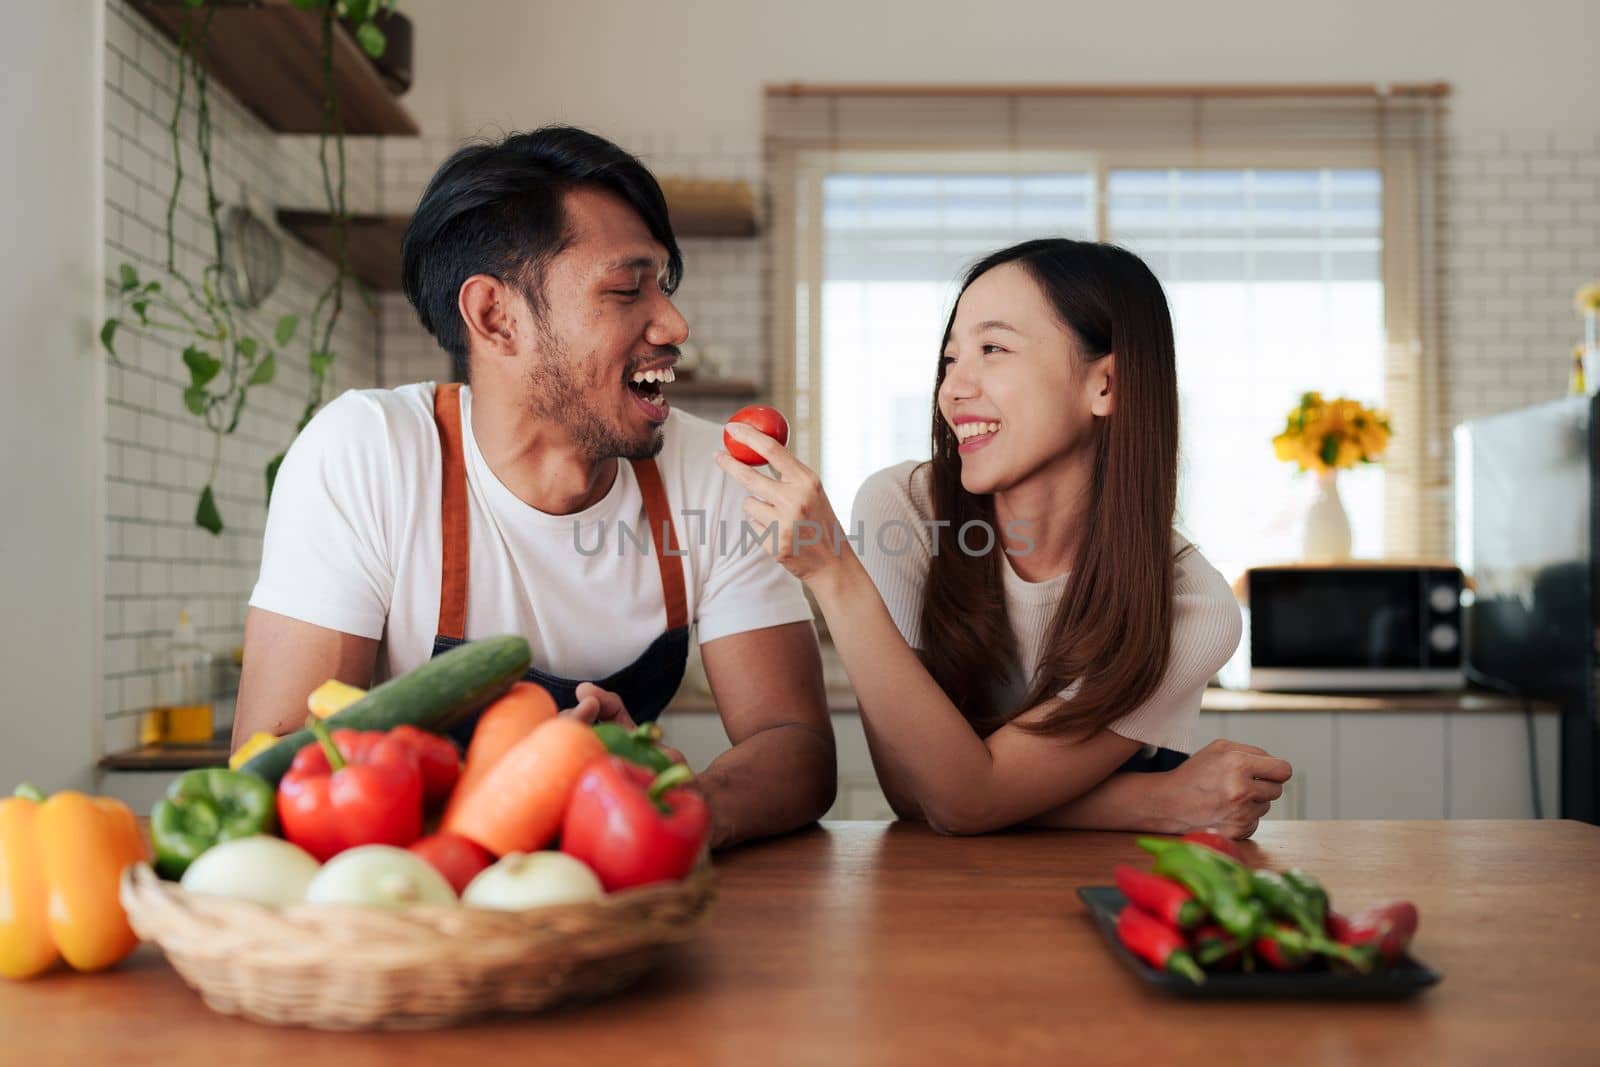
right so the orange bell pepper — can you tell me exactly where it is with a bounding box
[0,786,148,980]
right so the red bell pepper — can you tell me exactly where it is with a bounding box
[277,720,424,862]
[560,759,710,892]
[386,725,461,810]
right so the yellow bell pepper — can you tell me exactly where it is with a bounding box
[229,732,280,771]
[306,679,366,719]
[0,786,147,980]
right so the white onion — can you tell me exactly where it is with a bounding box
[303,845,458,908]
[179,835,320,907]
[462,851,603,910]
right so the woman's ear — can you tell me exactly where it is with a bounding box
[458,274,523,360]
[1089,353,1116,418]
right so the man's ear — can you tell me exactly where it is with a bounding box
[458,274,523,360]
[1089,353,1116,418]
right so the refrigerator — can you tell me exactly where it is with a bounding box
[1455,395,1599,822]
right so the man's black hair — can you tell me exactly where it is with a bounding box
[401,125,683,380]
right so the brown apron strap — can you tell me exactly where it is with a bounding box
[630,457,689,632]
[433,382,469,641]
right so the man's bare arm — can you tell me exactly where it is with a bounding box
[232,607,379,748]
[695,621,836,850]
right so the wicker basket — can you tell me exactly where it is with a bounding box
[120,860,715,1030]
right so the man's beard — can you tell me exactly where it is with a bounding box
[523,328,664,463]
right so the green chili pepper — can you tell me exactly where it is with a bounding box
[1150,847,1262,942]
[1250,870,1371,971]
[592,721,677,774]
[150,767,277,879]
[1138,838,1252,897]
[1282,868,1329,927]
[1251,869,1325,938]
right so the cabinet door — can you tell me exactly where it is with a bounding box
[1334,713,1447,818]
[1211,713,1335,820]
[1447,712,1561,818]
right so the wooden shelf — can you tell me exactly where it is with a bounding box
[670,376,761,400]
[100,740,229,773]
[659,178,759,237]
[272,173,756,284]
[130,0,418,136]
[277,210,408,291]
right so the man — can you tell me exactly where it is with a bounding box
[235,126,835,849]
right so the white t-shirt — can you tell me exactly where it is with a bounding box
[251,382,813,682]
[850,461,1241,752]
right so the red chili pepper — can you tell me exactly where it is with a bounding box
[1116,904,1206,984]
[1336,900,1419,967]
[408,832,494,895]
[385,725,461,810]
[1180,831,1245,863]
[277,721,424,862]
[1191,923,1241,970]
[1115,865,1206,930]
[1253,921,1313,971]
[560,758,710,892]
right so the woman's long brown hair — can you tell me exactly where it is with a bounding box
[916,239,1181,739]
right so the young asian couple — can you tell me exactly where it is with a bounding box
[234,125,1291,852]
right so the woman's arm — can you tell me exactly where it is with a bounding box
[810,553,1143,834]
[715,428,1290,836]
[1024,738,1289,838]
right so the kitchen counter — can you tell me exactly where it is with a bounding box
[99,686,1559,772]
[4,820,1598,1065]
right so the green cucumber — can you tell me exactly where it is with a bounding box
[240,635,531,784]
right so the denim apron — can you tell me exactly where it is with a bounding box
[426,383,689,748]
[1117,746,1189,774]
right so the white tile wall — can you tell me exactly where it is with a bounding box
[101,0,382,747]
[1443,128,1600,429]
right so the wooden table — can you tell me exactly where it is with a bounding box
[5,820,1598,1065]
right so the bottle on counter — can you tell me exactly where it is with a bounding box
[139,609,216,745]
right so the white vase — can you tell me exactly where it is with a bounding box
[1303,470,1352,561]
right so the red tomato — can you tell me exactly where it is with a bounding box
[723,405,789,466]
[408,832,494,895]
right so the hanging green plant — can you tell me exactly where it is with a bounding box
[102,0,396,534]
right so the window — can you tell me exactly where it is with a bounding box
[817,159,1094,508]
[1109,168,1384,579]
[804,154,1384,580]
[769,89,1445,567]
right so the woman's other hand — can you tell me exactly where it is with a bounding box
[1165,739,1293,839]
[715,422,852,584]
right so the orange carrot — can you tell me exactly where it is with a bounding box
[442,716,606,856]
[442,682,558,824]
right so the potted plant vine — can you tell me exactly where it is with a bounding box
[101,0,398,534]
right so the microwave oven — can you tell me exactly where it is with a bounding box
[1243,564,1465,692]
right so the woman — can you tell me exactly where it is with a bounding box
[717,238,1290,837]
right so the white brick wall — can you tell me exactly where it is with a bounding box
[1444,128,1600,429]
[102,0,381,749]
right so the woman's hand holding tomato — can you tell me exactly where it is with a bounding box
[715,417,853,585]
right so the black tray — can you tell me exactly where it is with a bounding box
[1078,886,1442,1000]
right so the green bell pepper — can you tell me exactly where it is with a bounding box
[150,767,277,879]
[592,721,677,774]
